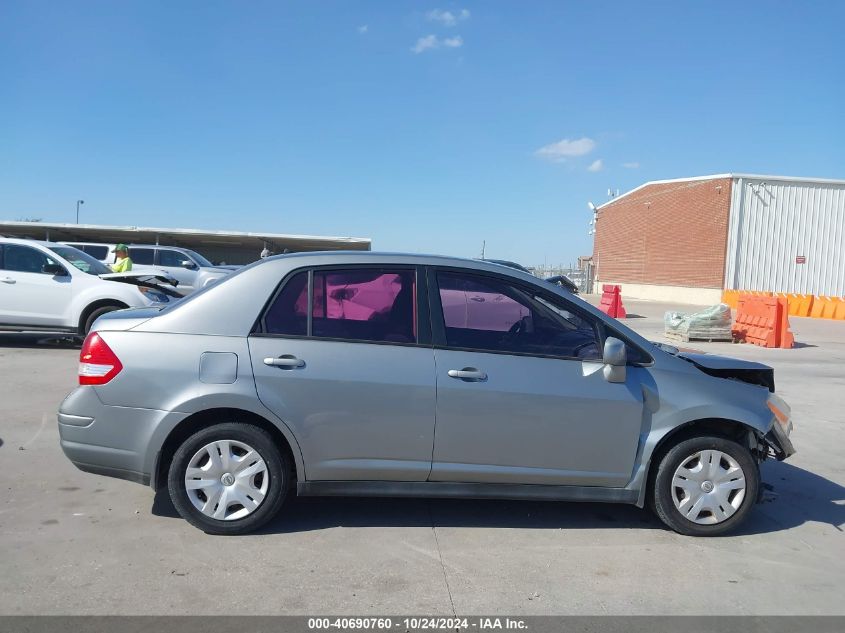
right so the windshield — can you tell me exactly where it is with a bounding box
[181,248,213,267]
[49,245,112,276]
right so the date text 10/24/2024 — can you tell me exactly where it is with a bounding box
[308,617,528,630]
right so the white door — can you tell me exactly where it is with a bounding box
[156,249,197,291]
[0,244,73,327]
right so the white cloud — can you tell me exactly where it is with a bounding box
[411,35,438,53]
[587,159,604,172]
[535,137,596,162]
[411,34,463,53]
[623,161,640,169]
[357,25,368,34]
[426,8,470,27]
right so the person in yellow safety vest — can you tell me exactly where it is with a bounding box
[110,244,133,272]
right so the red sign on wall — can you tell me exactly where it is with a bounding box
[796,255,806,264]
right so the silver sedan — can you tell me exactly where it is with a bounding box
[58,252,795,535]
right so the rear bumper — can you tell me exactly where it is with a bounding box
[58,386,184,487]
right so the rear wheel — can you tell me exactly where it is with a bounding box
[167,423,289,535]
[652,435,759,536]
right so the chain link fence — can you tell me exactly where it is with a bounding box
[529,263,595,294]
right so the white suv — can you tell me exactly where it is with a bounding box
[0,238,180,335]
[62,242,231,294]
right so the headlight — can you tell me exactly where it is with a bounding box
[138,286,170,303]
[767,394,793,435]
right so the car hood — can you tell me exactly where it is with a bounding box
[677,352,771,372]
[98,272,182,297]
[677,352,775,392]
[99,271,178,286]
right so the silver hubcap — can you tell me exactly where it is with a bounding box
[184,439,269,521]
[671,450,746,525]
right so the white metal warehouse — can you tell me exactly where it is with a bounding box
[593,173,845,303]
[725,175,845,296]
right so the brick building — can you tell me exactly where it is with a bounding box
[592,174,845,304]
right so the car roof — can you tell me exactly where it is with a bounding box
[61,241,188,249]
[0,237,57,248]
[261,250,541,278]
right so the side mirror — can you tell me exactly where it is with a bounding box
[602,336,627,383]
[42,263,67,276]
[181,260,197,270]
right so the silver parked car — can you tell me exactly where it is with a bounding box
[58,252,795,536]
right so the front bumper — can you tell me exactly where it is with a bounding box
[57,386,185,487]
[764,418,796,460]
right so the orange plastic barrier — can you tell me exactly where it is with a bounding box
[810,296,838,319]
[721,290,739,309]
[778,298,795,348]
[726,291,824,317]
[823,298,838,319]
[812,296,845,320]
[732,295,794,348]
[598,284,627,319]
[796,294,814,317]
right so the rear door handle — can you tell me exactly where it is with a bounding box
[263,355,305,369]
[447,368,487,381]
[0,277,15,284]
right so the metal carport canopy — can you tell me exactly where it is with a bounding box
[0,221,371,253]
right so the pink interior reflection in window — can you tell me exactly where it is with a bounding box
[316,272,401,320]
[441,288,529,331]
[312,270,416,342]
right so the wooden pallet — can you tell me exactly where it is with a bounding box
[664,329,734,343]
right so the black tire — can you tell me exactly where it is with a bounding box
[82,304,123,335]
[652,435,759,536]
[167,423,289,535]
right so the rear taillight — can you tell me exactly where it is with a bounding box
[79,332,123,385]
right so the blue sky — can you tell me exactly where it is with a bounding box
[2,1,843,265]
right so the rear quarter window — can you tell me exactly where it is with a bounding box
[82,245,108,260]
[263,271,309,336]
[129,248,154,265]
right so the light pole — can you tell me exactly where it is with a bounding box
[76,200,85,224]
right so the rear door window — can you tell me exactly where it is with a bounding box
[312,269,416,343]
[128,248,154,265]
[260,268,417,344]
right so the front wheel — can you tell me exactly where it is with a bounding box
[167,423,289,534]
[82,304,124,335]
[652,435,759,536]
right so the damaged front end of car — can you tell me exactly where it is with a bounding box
[665,347,796,462]
[762,393,796,460]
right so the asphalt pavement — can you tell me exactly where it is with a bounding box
[1,299,843,615]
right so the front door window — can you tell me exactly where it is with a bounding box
[437,271,601,360]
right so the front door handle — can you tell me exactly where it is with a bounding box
[447,367,487,381]
[263,355,305,369]
[0,277,15,284]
